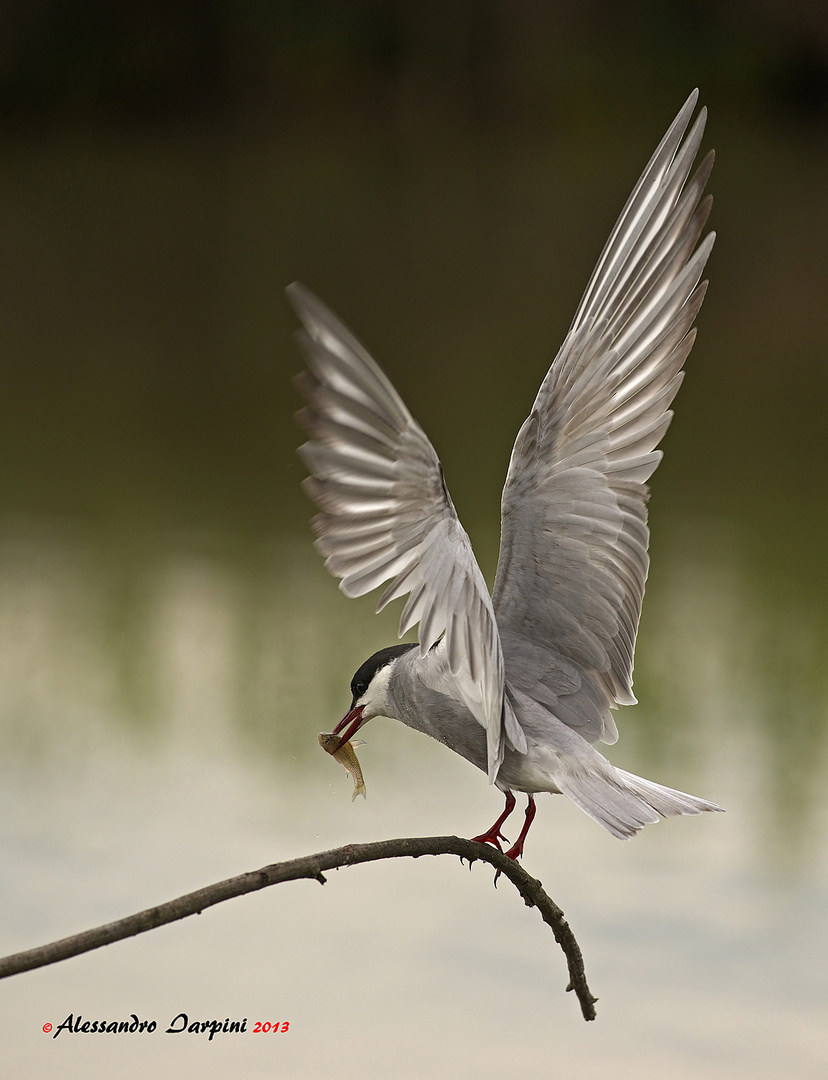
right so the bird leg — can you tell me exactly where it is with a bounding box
[471,790,516,852]
[503,795,537,861]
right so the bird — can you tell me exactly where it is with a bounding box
[289,90,722,860]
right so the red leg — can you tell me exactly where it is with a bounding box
[471,790,516,852]
[504,795,536,861]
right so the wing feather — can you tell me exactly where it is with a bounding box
[289,282,524,779]
[494,90,714,744]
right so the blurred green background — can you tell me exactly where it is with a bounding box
[1,4,827,1078]
[0,0,826,535]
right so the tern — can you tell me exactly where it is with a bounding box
[290,90,722,859]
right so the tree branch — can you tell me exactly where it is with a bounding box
[0,835,597,1021]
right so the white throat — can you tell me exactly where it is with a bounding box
[358,660,397,720]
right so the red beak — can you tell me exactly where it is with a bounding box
[331,704,366,751]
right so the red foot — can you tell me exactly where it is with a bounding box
[470,790,516,852]
[503,795,536,861]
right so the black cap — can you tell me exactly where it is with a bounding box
[350,643,418,707]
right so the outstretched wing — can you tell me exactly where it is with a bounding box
[493,90,715,745]
[289,283,525,780]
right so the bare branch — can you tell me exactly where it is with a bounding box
[0,835,597,1021]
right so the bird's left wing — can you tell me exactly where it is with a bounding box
[289,283,525,780]
[493,91,714,745]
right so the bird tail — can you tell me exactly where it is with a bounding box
[555,764,723,840]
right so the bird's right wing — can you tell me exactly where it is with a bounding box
[493,91,714,745]
[290,283,525,781]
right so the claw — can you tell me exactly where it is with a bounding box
[470,828,506,852]
[470,790,516,852]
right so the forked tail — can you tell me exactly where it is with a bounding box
[556,764,723,840]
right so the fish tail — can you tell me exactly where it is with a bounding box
[351,780,366,801]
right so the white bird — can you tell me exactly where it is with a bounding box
[290,90,722,860]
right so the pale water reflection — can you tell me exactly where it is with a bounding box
[1,520,826,1078]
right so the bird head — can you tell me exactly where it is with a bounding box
[331,642,417,748]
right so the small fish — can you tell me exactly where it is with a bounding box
[318,732,367,801]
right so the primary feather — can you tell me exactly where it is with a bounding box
[493,89,714,747]
[291,283,521,781]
